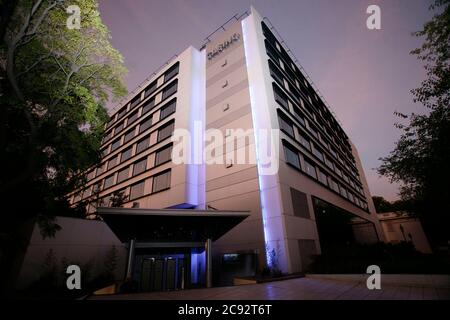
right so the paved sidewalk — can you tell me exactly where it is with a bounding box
[89,275,450,300]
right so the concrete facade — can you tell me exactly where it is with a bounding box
[66,7,385,280]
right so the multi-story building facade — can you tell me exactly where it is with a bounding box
[69,7,384,289]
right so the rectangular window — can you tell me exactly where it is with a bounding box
[330,148,337,159]
[325,156,334,170]
[290,188,310,219]
[152,170,171,193]
[130,95,141,109]
[329,178,339,193]
[117,166,129,183]
[117,106,127,119]
[121,147,133,162]
[139,117,152,134]
[110,138,121,152]
[303,157,317,179]
[312,144,324,162]
[157,122,174,142]
[136,136,150,154]
[124,129,135,143]
[142,97,155,115]
[87,170,95,181]
[269,61,284,85]
[335,166,343,177]
[318,170,328,186]
[127,111,139,126]
[308,124,319,139]
[155,144,172,166]
[130,180,145,200]
[114,122,124,135]
[104,174,115,189]
[107,155,118,170]
[273,84,288,110]
[348,192,355,203]
[133,157,147,176]
[298,132,311,151]
[144,80,157,98]
[278,115,294,137]
[96,165,104,176]
[164,62,179,82]
[103,130,112,143]
[162,81,178,100]
[101,147,109,157]
[293,107,306,126]
[340,185,348,198]
[160,99,176,120]
[284,144,300,169]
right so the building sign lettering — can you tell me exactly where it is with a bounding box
[207,33,241,60]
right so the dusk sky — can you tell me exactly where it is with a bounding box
[97,0,434,201]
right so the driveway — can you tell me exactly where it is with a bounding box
[89,274,450,300]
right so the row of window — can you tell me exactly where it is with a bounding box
[262,21,353,156]
[90,120,175,180]
[269,57,355,166]
[103,81,178,145]
[278,111,364,196]
[81,169,172,208]
[77,144,173,203]
[106,62,179,129]
[283,142,369,212]
[102,98,176,158]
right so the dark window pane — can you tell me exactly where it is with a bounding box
[157,122,174,142]
[117,166,129,183]
[144,80,157,98]
[111,138,121,151]
[136,136,150,153]
[155,145,172,166]
[162,81,178,100]
[139,117,152,134]
[107,155,118,170]
[279,116,294,137]
[114,122,124,135]
[318,170,328,185]
[124,129,135,143]
[142,98,155,115]
[133,157,147,176]
[104,174,115,189]
[284,144,300,169]
[121,147,133,162]
[127,111,138,126]
[130,95,141,109]
[130,180,145,200]
[304,158,317,179]
[299,133,310,150]
[290,188,310,219]
[273,84,288,110]
[152,171,171,193]
[117,107,127,119]
[312,145,324,162]
[160,100,176,120]
[293,107,305,126]
[164,62,179,82]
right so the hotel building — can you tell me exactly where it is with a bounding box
[68,7,384,291]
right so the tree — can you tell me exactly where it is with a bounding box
[0,0,127,292]
[110,190,128,208]
[378,0,450,248]
[372,196,393,213]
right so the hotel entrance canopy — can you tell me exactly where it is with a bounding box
[96,207,250,243]
[96,207,250,288]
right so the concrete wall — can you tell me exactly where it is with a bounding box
[379,212,432,254]
[16,217,127,290]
